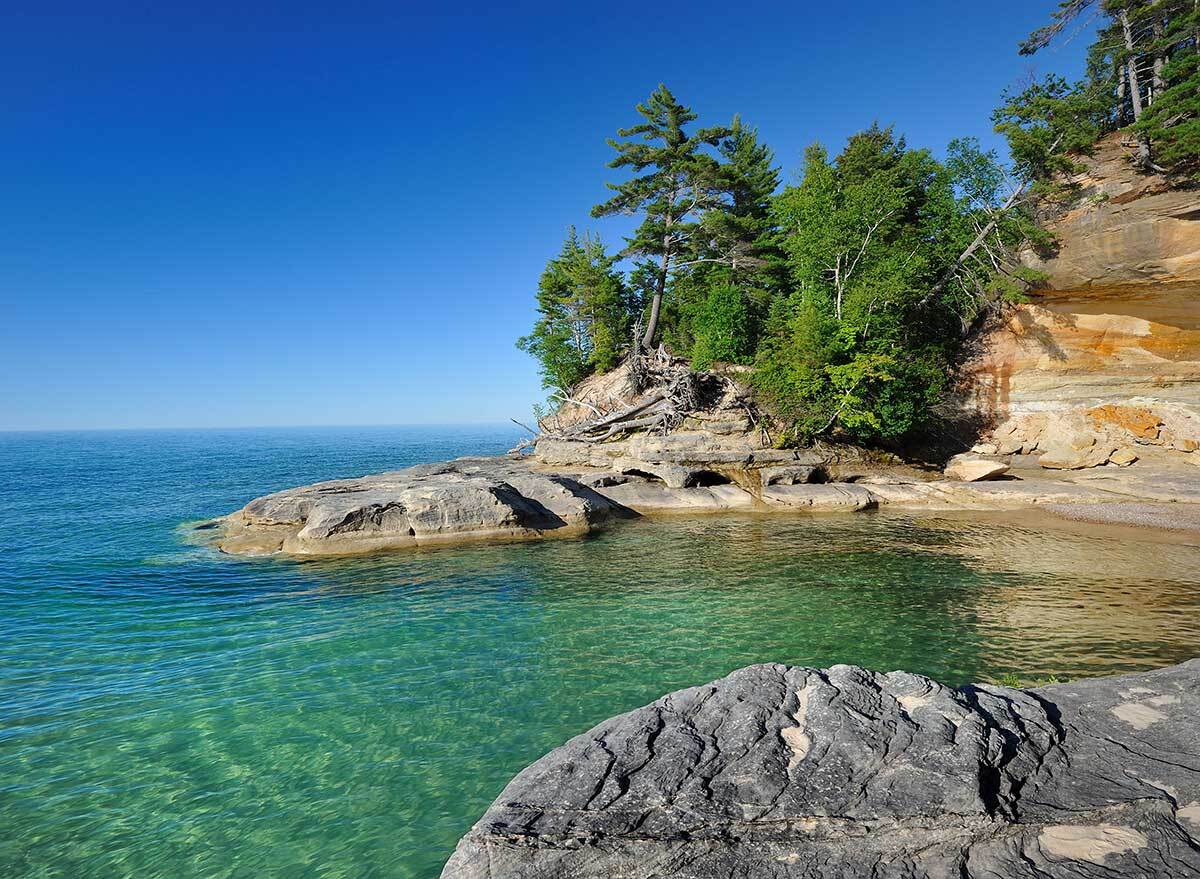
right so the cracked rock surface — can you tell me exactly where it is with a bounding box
[441,659,1200,878]
[216,457,631,555]
[212,451,1200,556]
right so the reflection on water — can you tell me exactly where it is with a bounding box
[1,428,1199,879]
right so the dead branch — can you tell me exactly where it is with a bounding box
[549,389,602,417]
[531,351,719,445]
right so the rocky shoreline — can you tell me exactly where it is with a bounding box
[441,658,1200,879]
[211,268,1200,557]
[209,448,1200,556]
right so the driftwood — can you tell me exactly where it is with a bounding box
[531,354,711,444]
[510,349,771,454]
[548,389,602,417]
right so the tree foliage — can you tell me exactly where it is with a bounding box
[519,21,1167,446]
[1008,0,1200,176]
[517,228,629,391]
[753,128,1029,443]
[591,85,730,350]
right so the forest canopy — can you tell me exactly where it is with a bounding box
[519,1,1198,447]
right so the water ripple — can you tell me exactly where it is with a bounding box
[1,428,1198,878]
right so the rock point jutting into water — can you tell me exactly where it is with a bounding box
[212,444,1200,555]
[213,354,1200,554]
[441,659,1200,879]
[211,138,1200,556]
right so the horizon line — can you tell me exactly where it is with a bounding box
[0,420,527,435]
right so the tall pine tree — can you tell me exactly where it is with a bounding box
[1013,0,1200,175]
[592,85,730,350]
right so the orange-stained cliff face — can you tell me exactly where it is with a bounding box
[964,287,1200,415]
[1020,133,1200,288]
[960,134,1199,469]
[963,286,1200,468]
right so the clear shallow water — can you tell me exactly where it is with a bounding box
[2,426,1200,879]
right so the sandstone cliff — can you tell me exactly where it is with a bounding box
[965,135,1199,472]
[1021,132,1199,288]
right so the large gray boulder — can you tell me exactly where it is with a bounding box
[442,659,1200,878]
[217,457,630,555]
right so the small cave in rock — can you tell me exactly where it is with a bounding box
[684,470,732,488]
[623,468,667,485]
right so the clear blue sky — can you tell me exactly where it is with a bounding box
[1,1,1092,430]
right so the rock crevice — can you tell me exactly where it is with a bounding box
[442,660,1200,878]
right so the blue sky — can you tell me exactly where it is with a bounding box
[1,1,1093,430]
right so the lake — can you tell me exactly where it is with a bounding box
[2,426,1198,878]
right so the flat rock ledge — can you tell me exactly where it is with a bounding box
[442,659,1200,879]
[212,454,1200,556]
[216,458,633,556]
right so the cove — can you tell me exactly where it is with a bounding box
[1,427,1199,878]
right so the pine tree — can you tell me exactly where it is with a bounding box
[992,75,1107,182]
[517,229,630,390]
[678,120,784,367]
[1013,0,1199,175]
[1135,0,1200,172]
[695,118,782,285]
[592,85,730,350]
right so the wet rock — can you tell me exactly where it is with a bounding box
[760,483,877,510]
[597,480,763,513]
[442,659,1200,879]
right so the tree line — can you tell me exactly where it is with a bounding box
[997,0,1199,176]
[519,2,1198,447]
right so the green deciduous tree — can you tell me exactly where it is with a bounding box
[690,283,753,369]
[755,127,1033,444]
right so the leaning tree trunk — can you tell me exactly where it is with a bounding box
[1151,17,1166,104]
[1121,8,1154,168]
[1117,64,1128,125]
[641,239,671,351]
[1121,10,1146,119]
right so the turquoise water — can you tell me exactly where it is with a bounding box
[3,427,1200,878]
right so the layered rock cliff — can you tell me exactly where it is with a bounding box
[964,136,1199,471]
[1020,132,1199,288]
